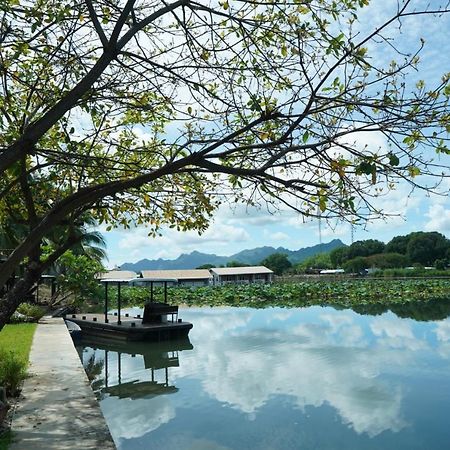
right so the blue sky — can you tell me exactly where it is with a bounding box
[101,1,450,267]
[103,187,449,267]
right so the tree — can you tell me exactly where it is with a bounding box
[343,256,368,274]
[406,232,450,266]
[1,1,449,329]
[385,235,411,255]
[226,260,249,268]
[260,253,292,276]
[365,252,409,269]
[296,253,333,272]
[346,239,386,260]
[196,264,214,270]
[330,247,350,268]
[50,251,104,306]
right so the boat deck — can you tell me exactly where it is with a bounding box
[66,313,192,341]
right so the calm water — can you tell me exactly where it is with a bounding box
[77,305,450,450]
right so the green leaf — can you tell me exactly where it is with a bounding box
[408,166,421,177]
[319,196,327,213]
[388,153,400,166]
[356,161,373,175]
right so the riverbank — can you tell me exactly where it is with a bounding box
[9,317,115,450]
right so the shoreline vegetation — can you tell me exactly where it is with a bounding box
[95,278,450,320]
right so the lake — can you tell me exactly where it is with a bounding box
[77,305,450,449]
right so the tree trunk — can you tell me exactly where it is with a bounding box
[0,264,43,331]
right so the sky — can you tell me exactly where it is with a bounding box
[101,1,450,268]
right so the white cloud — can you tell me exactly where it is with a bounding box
[113,222,250,263]
[263,229,289,241]
[371,317,414,339]
[320,222,350,240]
[370,317,428,351]
[435,320,450,342]
[424,204,450,233]
[171,308,412,437]
[101,395,175,442]
[219,203,296,227]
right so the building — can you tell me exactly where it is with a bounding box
[97,270,138,281]
[319,269,345,275]
[140,269,212,287]
[210,266,273,285]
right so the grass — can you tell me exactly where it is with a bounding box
[0,323,37,364]
[0,323,37,395]
[0,430,12,450]
[0,323,36,449]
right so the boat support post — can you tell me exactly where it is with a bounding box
[104,281,109,323]
[117,281,122,325]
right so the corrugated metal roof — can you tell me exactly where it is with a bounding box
[210,266,273,275]
[141,269,212,280]
[97,270,137,280]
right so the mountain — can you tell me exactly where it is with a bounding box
[119,239,345,272]
[231,240,345,265]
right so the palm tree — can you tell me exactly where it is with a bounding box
[44,214,107,265]
[62,217,107,264]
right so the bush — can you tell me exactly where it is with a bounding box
[16,304,45,321]
[9,303,45,324]
[343,256,368,273]
[373,268,449,278]
[0,348,27,397]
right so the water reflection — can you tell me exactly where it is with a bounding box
[77,338,193,442]
[78,306,450,450]
[348,296,450,321]
[187,310,408,437]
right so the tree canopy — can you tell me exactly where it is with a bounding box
[260,253,292,275]
[331,231,449,270]
[0,0,449,328]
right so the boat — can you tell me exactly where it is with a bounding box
[66,303,192,342]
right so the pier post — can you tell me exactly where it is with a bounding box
[117,282,122,325]
[104,282,109,323]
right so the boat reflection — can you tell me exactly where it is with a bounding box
[77,337,193,400]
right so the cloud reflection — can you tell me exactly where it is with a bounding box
[174,308,424,437]
[101,395,175,441]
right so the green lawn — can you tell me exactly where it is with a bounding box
[0,431,12,450]
[0,323,36,449]
[0,323,37,363]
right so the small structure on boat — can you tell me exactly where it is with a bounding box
[66,276,192,342]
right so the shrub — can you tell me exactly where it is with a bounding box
[9,303,45,324]
[374,268,449,278]
[16,304,45,322]
[0,349,27,397]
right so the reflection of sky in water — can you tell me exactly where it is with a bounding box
[79,306,450,450]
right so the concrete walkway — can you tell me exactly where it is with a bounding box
[10,317,116,449]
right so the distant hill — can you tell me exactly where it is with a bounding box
[119,239,345,272]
